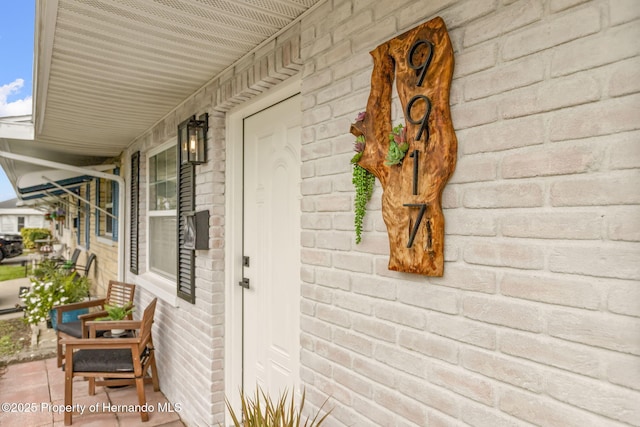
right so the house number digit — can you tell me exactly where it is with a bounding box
[410,149,419,195]
[403,203,427,248]
[405,95,432,142]
[408,39,434,87]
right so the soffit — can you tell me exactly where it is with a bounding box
[34,0,320,157]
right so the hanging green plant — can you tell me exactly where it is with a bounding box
[350,112,375,244]
[352,164,375,244]
[385,123,409,166]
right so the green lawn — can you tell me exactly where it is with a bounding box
[0,264,31,282]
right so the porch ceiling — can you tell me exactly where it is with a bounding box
[0,0,321,199]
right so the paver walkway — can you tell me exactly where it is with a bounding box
[0,357,186,426]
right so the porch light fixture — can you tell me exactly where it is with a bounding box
[180,113,208,165]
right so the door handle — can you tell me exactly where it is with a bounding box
[238,278,250,289]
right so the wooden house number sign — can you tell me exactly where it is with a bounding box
[350,17,457,276]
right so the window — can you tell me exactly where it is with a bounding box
[148,144,177,280]
[96,169,119,241]
[17,217,25,231]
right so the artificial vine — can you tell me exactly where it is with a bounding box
[385,123,409,166]
[351,112,375,244]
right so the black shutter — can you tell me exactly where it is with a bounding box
[177,159,196,303]
[130,152,140,274]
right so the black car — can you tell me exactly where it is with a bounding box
[0,234,24,261]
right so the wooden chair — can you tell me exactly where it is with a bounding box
[61,298,159,425]
[54,280,136,367]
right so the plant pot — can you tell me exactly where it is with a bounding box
[110,329,126,336]
[49,307,90,330]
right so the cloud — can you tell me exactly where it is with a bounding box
[0,79,32,117]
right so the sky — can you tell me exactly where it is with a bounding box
[0,0,35,201]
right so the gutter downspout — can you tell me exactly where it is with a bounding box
[0,151,126,281]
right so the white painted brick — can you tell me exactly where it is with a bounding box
[464,56,545,101]
[546,371,640,425]
[608,57,640,98]
[352,355,396,388]
[428,313,497,350]
[373,387,428,426]
[551,21,640,77]
[607,280,640,317]
[450,98,499,130]
[333,365,373,400]
[316,118,353,141]
[448,154,497,184]
[461,348,543,392]
[351,395,397,427]
[459,116,544,154]
[334,328,374,357]
[607,352,640,392]
[607,206,640,242]
[374,343,428,378]
[301,316,332,341]
[463,0,543,47]
[397,373,461,418]
[301,282,332,304]
[374,300,426,330]
[301,177,332,195]
[499,388,611,427]
[610,0,640,26]
[428,265,497,294]
[463,295,543,332]
[351,16,397,53]
[460,400,522,427]
[441,0,498,31]
[301,348,333,378]
[550,94,640,142]
[316,268,351,291]
[316,231,352,251]
[551,170,640,206]
[397,282,459,314]
[334,253,373,274]
[607,130,640,170]
[500,272,600,310]
[314,153,351,176]
[549,244,640,280]
[351,274,396,299]
[503,6,600,60]
[500,68,601,118]
[301,248,332,267]
[316,304,351,328]
[352,314,396,343]
[445,209,498,236]
[399,329,458,364]
[548,309,640,355]
[301,213,332,229]
[315,338,354,368]
[499,330,600,378]
[396,0,459,30]
[453,42,498,78]
[463,240,545,270]
[501,211,602,240]
[502,142,602,178]
[429,363,495,406]
[464,182,544,208]
[333,9,374,43]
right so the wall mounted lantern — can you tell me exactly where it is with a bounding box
[179,113,208,165]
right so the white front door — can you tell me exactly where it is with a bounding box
[242,94,301,397]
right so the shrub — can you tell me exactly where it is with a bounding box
[20,228,52,249]
[226,387,330,427]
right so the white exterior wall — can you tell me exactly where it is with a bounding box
[297,1,640,426]
[0,209,45,233]
[122,0,639,426]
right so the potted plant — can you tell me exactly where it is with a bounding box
[98,303,135,336]
[20,261,91,329]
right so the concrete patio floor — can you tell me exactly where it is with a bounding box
[0,357,186,426]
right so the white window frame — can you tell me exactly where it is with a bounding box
[146,140,177,281]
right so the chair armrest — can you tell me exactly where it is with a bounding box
[60,336,140,349]
[86,320,141,337]
[79,310,108,321]
[52,298,107,313]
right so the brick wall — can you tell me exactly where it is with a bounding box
[299,0,640,426]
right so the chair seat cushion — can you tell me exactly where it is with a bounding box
[57,321,105,338]
[57,321,82,337]
[72,349,134,373]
